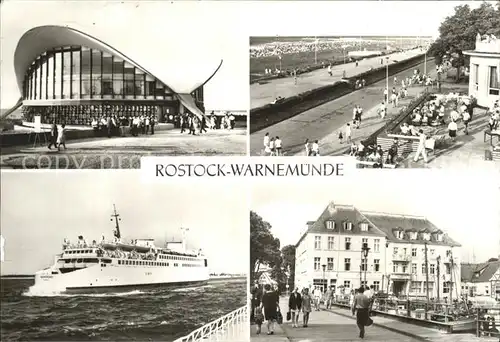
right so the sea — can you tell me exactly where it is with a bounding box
[0,277,246,341]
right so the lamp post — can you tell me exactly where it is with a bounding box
[322,264,326,293]
[437,255,441,302]
[362,243,371,288]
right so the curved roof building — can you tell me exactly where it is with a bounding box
[11,25,222,125]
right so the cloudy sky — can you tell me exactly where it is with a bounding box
[1,1,493,110]
[0,171,248,275]
[252,172,500,264]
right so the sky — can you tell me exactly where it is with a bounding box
[252,172,500,264]
[1,1,494,110]
[0,171,249,275]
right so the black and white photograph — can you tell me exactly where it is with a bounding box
[0,1,248,169]
[0,172,248,341]
[249,1,500,171]
[250,176,500,341]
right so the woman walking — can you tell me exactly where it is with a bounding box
[288,287,302,328]
[301,287,312,327]
[261,284,279,335]
[57,124,67,151]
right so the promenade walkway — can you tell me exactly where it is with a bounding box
[250,296,498,342]
[251,49,423,109]
[250,59,436,156]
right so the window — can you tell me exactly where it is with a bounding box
[443,281,451,294]
[411,263,417,274]
[343,221,353,230]
[412,248,417,257]
[360,222,369,231]
[402,248,407,255]
[374,259,380,272]
[374,239,380,252]
[489,66,499,95]
[430,249,435,255]
[402,265,408,273]
[328,236,334,250]
[393,264,399,273]
[395,230,403,239]
[445,264,451,275]
[344,258,351,271]
[344,280,351,289]
[430,264,436,274]
[361,280,367,287]
[361,258,367,271]
[327,257,334,271]
[373,281,380,291]
[345,237,351,250]
[362,238,368,249]
[314,257,321,271]
[473,64,479,91]
[411,281,422,293]
[422,263,426,274]
[314,236,321,250]
[326,221,335,230]
[393,247,398,255]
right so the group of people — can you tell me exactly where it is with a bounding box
[262,133,284,156]
[178,112,236,136]
[91,115,157,138]
[251,283,377,339]
[47,121,67,151]
[350,140,399,166]
[488,100,500,132]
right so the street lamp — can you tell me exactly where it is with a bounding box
[362,243,371,288]
[436,255,441,302]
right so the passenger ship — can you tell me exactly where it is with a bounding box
[29,206,209,294]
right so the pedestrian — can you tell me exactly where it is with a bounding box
[48,120,58,150]
[150,116,155,135]
[352,287,371,339]
[325,286,332,309]
[448,120,458,141]
[275,136,282,156]
[261,284,279,335]
[387,138,399,164]
[338,130,344,144]
[304,139,311,156]
[57,123,67,151]
[288,287,302,328]
[313,287,322,310]
[311,140,320,156]
[301,288,312,328]
[345,123,352,143]
[413,129,428,163]
[254,305,264,334]
[462,110,470,135]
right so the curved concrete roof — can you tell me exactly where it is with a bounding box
[14,25,223,96]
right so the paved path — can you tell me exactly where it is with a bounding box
[251,49,424,109]
[0,128,246,169]
[250,59,436,156]
[250,297,498,342]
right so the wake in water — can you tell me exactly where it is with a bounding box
[23,289,148,297]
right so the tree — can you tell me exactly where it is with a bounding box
[250,211,281,284]
[429,2,500,80]
[281,245,296,291]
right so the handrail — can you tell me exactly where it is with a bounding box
[173,305,248,342]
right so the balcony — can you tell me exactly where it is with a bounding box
[392,254,411,262]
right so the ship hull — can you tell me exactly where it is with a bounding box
[29,262,209,295]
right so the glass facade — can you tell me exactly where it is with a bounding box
[21,45,206,125]
[23,46,174,100]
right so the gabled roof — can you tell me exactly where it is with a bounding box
[462,261,500,283]
[295,202,386,247]
[361,211,461,247]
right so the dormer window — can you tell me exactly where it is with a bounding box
[359,223,369,232]
[410,232,418,240]
[394,229,404,239]
[326,221,336,230]
[422,233,431,241]
[343,221,353,231]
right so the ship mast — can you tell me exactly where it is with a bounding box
[111,204,121,239]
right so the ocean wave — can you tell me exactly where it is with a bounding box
[23,289,148,297]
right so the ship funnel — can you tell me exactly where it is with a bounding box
[180,227,189,251]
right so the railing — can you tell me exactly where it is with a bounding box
[173,305,248,342]
[476,307,500,338]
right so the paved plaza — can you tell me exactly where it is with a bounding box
[0,128,246,169]
[251,49,423,109]
[250,296,499,342]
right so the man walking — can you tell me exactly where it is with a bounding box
[352,287,370,339]
[413,129,428,163]
[48,120,58,150]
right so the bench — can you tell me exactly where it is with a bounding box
[384,134,436,155]
[356,160,397,169]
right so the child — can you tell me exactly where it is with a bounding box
[254,306,264,334]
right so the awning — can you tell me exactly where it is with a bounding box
[177,93,206,121]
